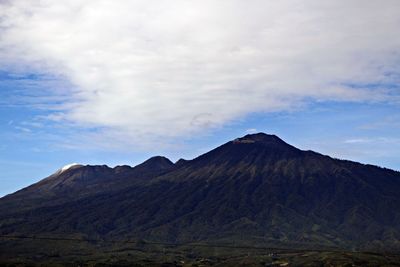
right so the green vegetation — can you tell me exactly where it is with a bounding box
[1,238,400,267]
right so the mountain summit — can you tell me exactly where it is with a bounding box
[1,133,400,252]
[233,132,286,144]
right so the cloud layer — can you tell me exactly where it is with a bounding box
[1,0,400,142]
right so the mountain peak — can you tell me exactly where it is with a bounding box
[133,156,174,172]
[189,133,299,167]
[144,156,174,165]
[175,158,189,167]
[232,132,287,145]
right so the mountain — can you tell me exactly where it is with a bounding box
[1,133,400,253]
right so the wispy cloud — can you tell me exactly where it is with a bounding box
[344,137,400,144]
[344,138,373,144]
[14,126,31,133]
[359,116,400,130]
[1,1,399,146]
[245,128,258,134]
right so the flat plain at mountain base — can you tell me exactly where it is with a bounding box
[1,239,400,267]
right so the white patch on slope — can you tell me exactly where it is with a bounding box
[60,163,81,173]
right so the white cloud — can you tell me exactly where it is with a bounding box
[1,0,400,145]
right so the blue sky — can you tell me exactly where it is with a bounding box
[1,1,400,196]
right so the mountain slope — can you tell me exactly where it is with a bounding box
[0,156,175,214]
[1,133,400,251]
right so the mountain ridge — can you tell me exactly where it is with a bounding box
[1,133,400,252]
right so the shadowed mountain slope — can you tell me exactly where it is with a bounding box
[1,133,400,251]
[0,156,175,214]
